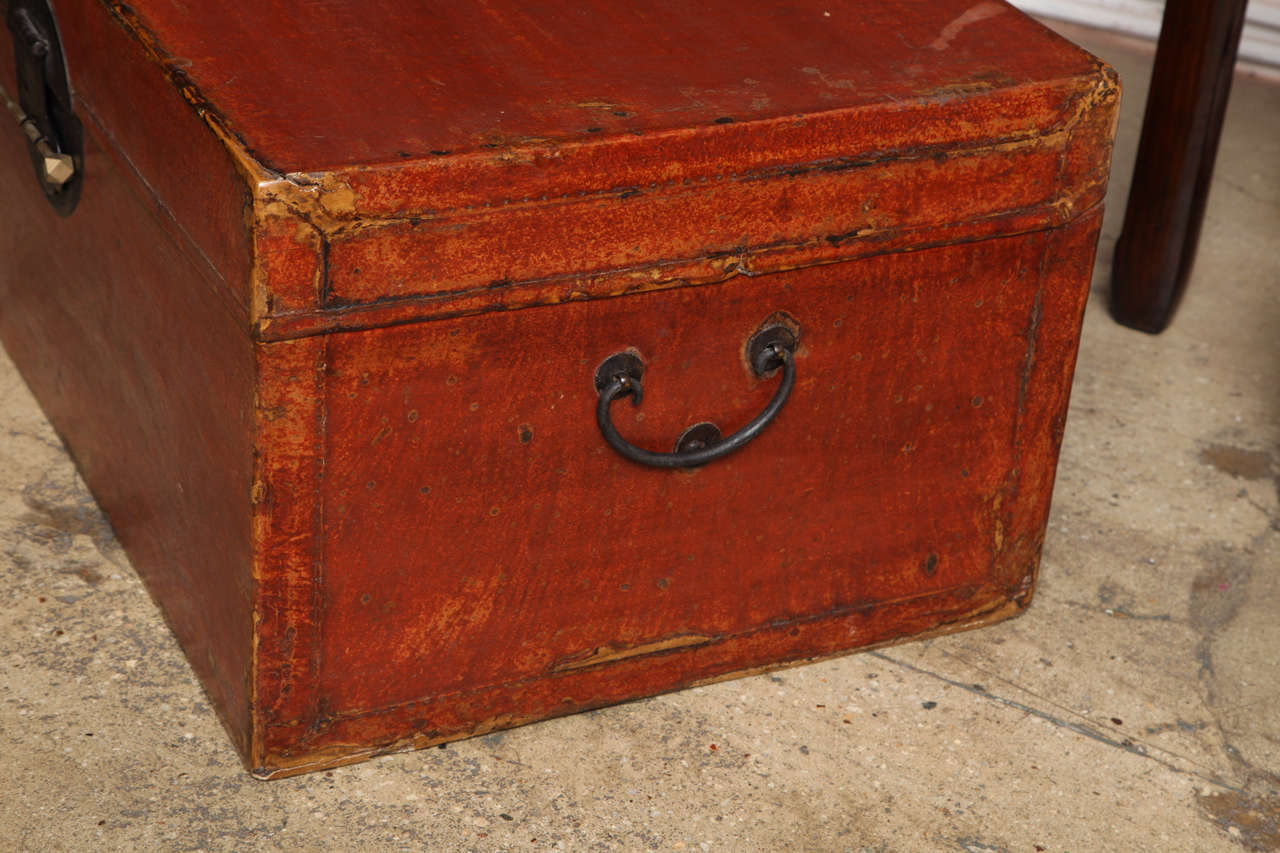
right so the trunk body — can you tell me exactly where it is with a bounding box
[0,0,1119,776]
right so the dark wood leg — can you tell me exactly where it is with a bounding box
[1110,0,1248,333]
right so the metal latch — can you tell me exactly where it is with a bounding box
[3,0,83,215]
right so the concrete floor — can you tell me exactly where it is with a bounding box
[2,21,1278,853]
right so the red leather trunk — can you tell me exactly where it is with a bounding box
[0,0,1119,776]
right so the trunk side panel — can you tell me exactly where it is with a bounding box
[0,91,257,760]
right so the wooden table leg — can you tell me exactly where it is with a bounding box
[1109,0,1249,333]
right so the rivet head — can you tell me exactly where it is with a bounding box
[42,153,75,186]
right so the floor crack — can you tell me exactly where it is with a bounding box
[1049,598,1179,622]
[870,651,1246,794]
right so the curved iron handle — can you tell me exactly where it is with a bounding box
[4,0,84,216]
[594,325,798,468]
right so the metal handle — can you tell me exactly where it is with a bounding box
[5,0,83,215]
[594,324,799,469]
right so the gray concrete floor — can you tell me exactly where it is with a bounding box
[2,21,1278,853]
